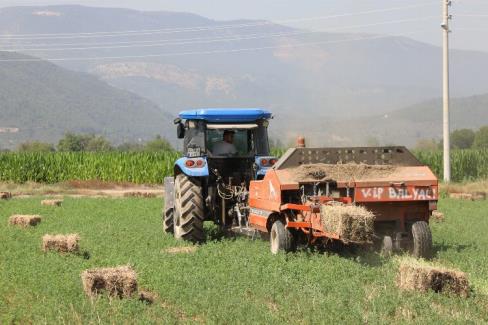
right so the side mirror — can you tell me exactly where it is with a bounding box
[176,122,185,139]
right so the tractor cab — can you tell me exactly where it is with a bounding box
[173,108,276,180]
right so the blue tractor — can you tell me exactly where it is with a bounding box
[163,108,277,242]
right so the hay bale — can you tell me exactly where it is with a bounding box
[432,211,445,222]
[0,192,12,200]
[320,204,375,243]
[81,266,138,298]
[42,234,80,253]
[41,199,63,206]
[8,215,41,227]
[397,258,470,297]
[449,192,486,201]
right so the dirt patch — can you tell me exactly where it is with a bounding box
[41,199,63,206]
[123,192,157,198]
[397,258,470,297]
[81,266,138,298]
[64,180,136,189]
[42,234,80,253]
[290,163,397,182]
[320,204,375,243]
[8,215,41,227]
[0,192,12,199]
[163,246,197,254]
[449,192,486,201]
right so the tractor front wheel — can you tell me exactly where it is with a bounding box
[270,220,295,254]
[173,174,205,243]
[411,221,432,259]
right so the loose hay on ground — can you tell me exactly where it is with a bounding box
[8,215,41,227]
[41,199,63,206]
[163,246,198,254]
[397,258,470,297]
[320,204,375,243]
[42,234,80,253]
[432,210,445,222]
[81,266,137,298]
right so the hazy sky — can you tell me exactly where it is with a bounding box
[1,0,487,52]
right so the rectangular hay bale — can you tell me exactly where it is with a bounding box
[320,204,375,243]
[41,199,63,206]
[397,258,470,297]
[0,192,12,200]
[8,215,42,227]
[81,266,137,298]
[42,234,80,253]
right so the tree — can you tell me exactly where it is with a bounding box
[117,142,144,152]
[17,141,55,152]
[473,126,488,149]
[145,135,173,151]
[414,138,439,151]
[85,136,113,152]
[451,128,475,149]
[57,133,113,151]
[57,133,92,151]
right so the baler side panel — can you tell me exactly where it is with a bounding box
[248,170,283,232]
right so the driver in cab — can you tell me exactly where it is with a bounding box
[212,130,237,156]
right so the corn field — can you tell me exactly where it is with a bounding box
[0,149,486,184]
[414,149,488,182]
[0,152,179,184]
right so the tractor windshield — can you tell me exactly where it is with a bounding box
[207,128,254,157]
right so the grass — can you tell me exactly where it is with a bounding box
[1,197,488,323]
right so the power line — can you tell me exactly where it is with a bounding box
[0,17,435,52]
[0,31,424,62]
[0,2,438,40]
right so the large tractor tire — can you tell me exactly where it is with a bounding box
[411,221,432,259]
[162,207,174,234]
[270,220,295,254]
[173,174,205,243]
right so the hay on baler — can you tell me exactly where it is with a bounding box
[41,199,63,206]
[397,258,470,297]
[320,204,375,243]
[8,215,42,227]
[81,266,138,298]
[42,234,80,253]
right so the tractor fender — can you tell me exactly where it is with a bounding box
[175,157,209,177]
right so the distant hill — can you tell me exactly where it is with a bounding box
[1,5,488,122]
[0,6,487,148]
[302,93,488,147]
[0,51,172,150]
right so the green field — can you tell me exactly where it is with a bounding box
[1,197,488,323]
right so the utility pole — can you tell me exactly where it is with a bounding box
[442,0,451,182]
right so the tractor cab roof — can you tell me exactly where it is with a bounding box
[179,108,272,123]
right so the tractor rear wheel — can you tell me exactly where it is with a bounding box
[411,221,432,259]
[270,220,295,254]
[173,174,205,243]
[162,207,174,234]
